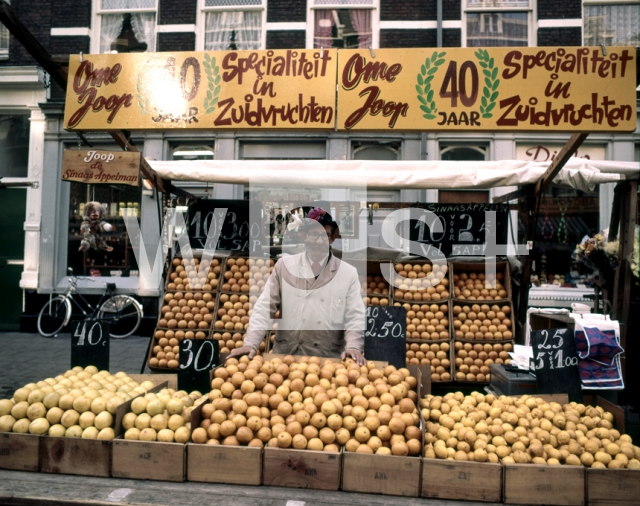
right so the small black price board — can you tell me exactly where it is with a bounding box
[178,338,219,393]
[407,203,509,257]
[70,319,110,371]
[531,327,582,403]
[185,200,264,254]
[364,306,406,369]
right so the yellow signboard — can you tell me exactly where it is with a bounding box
[64,50,338,130]
[336,47,637,132]
[61,149,141,186]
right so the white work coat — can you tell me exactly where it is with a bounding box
[244,251,365,357]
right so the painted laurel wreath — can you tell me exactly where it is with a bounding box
[416,51,446,120]
[203,54,221,115]
[475,48,500,119]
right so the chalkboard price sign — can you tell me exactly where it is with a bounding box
[364,306,406,369]
[408,203,509,257]
[186,200,263,254]
[531,327,582,403]
[179,339,219,393]
[70,319,110,371]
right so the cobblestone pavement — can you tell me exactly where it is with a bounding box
[0,331,152,399]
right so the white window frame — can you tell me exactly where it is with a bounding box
[90,0,159,54]
[582,0,640,47]
[306,0,379,50]
[462,0,535,47]
[196,0,267,51]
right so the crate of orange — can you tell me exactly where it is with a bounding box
[391,261,450,303]
[221,257,275,295]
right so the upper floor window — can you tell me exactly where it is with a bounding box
[584,2,640,47]
[203,0,265,51]
[310,0,375,49]
[0,0,10,59]
[97,0,157,53]
[464,0,531,47]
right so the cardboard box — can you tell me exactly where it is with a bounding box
[503,463,585,505]
[586,468,640,506]
[186,398,262,485]
[112,438,185,482]
[341,452,422,496]
[0,432,40,472]
[406,339,452,383]
[263,446,342,491]
[421,459,503,503]
[452,338,515,384]
[40,437,111,477]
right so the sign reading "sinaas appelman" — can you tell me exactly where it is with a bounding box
[63,47,637,133]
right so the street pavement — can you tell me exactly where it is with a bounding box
[0,331,152,400]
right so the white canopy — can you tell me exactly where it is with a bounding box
[149,158,640,192]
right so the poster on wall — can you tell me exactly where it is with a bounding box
[336,47,637,132]
[61,149,140,186]
[63,50,338,131]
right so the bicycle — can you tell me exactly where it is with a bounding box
[37,268,143,339]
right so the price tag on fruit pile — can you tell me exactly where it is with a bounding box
[179,338,219,393]
[531,327,582,403]
[364,306,406,369]
[70,319,110,371]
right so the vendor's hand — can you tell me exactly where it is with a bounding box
[226,345,257,362]
[342,349,366,366]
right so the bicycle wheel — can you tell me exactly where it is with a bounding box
[97,295,143,339]
[37,296,71,337]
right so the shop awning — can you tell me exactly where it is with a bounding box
[148,158,639,192]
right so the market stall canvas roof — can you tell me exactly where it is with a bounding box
[148,158,639,193]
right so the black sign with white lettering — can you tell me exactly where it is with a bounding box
[179,339,219,393]
[364,306,406,369]
[407,203,509,258]
[71,319,110,371]
[186,200,263,254]
[531,328,582,403]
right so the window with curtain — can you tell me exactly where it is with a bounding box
[584,4,640,47]
[464,0,530,47]
[314,9,372,49]
[0,0,10,58]
[204,10,262,51]
[98,0,157,53]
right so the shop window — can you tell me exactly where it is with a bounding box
[202,0,265,51]
[0,115,29,178]
[583,2,640,47]
[0,0,9,59]
[97,0,157,53]
[240,141,326,160]
[170,144,215,197]
[67,151,143,277]
[352,140,399,160]
[464,0,531,47]
[313,9,372,49]
[439,144,489,203]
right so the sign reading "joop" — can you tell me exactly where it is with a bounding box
[61,149,141,186]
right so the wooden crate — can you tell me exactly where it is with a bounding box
[449,260,512,300]
[503,463,585,505]
[112,439,185,482]
[341,452,422,497]
[129,374,177,390]
[0,433,40,472]
[586,468,640,506]
[40,437,111,477]
[263,447,341,491]
[187,444,262,485]
[421,459,502,502]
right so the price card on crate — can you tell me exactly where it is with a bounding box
[70,319,110,371]
[364,306,406,369]
[531,328,582,403]
[179,339,220,393]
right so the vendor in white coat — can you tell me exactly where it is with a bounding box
[227,208,366,365]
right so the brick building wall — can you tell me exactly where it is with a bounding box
[381,0,435,21]
[267,0,305,22]
[381,29,435,48]
[51,0,91,27]
[537,0,582,19]
[2,0,51,66]
[537,27,582,46]
[266,31,305,49]
[159,0,197,24]
[158,33,196,52]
